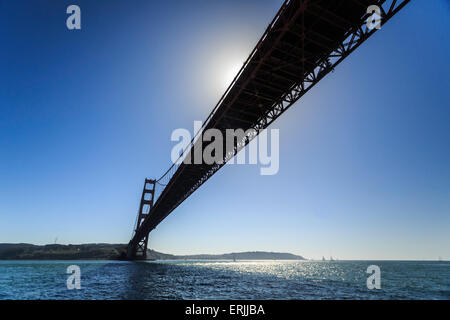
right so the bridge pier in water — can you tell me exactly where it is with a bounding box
[126,179,156,260]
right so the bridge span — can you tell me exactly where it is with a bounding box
[126,0,410,259]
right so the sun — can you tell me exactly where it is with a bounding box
[223,62,243,90]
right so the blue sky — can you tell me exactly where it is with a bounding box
[1,0,449,260]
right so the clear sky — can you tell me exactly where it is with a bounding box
[1,0,449,260]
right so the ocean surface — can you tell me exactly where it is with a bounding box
[0,260,448,300]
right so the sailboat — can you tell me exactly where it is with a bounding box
[322,256,326,261]
[330,256,335,261]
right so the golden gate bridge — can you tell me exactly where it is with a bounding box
[125,0,410,259]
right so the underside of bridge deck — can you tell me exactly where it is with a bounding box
[126,0,410,260]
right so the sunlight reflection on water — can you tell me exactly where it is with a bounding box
[0,260,448,300]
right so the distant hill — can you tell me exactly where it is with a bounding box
[153,251,305,261]
[0,243,126,260]
[0,243,305,261]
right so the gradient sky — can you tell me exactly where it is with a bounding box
[1,0,449,260]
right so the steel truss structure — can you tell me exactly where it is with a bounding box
[127,0,410,259]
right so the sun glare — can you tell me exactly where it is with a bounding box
[223,62,243,89]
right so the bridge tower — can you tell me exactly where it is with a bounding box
[126,178,156,260]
